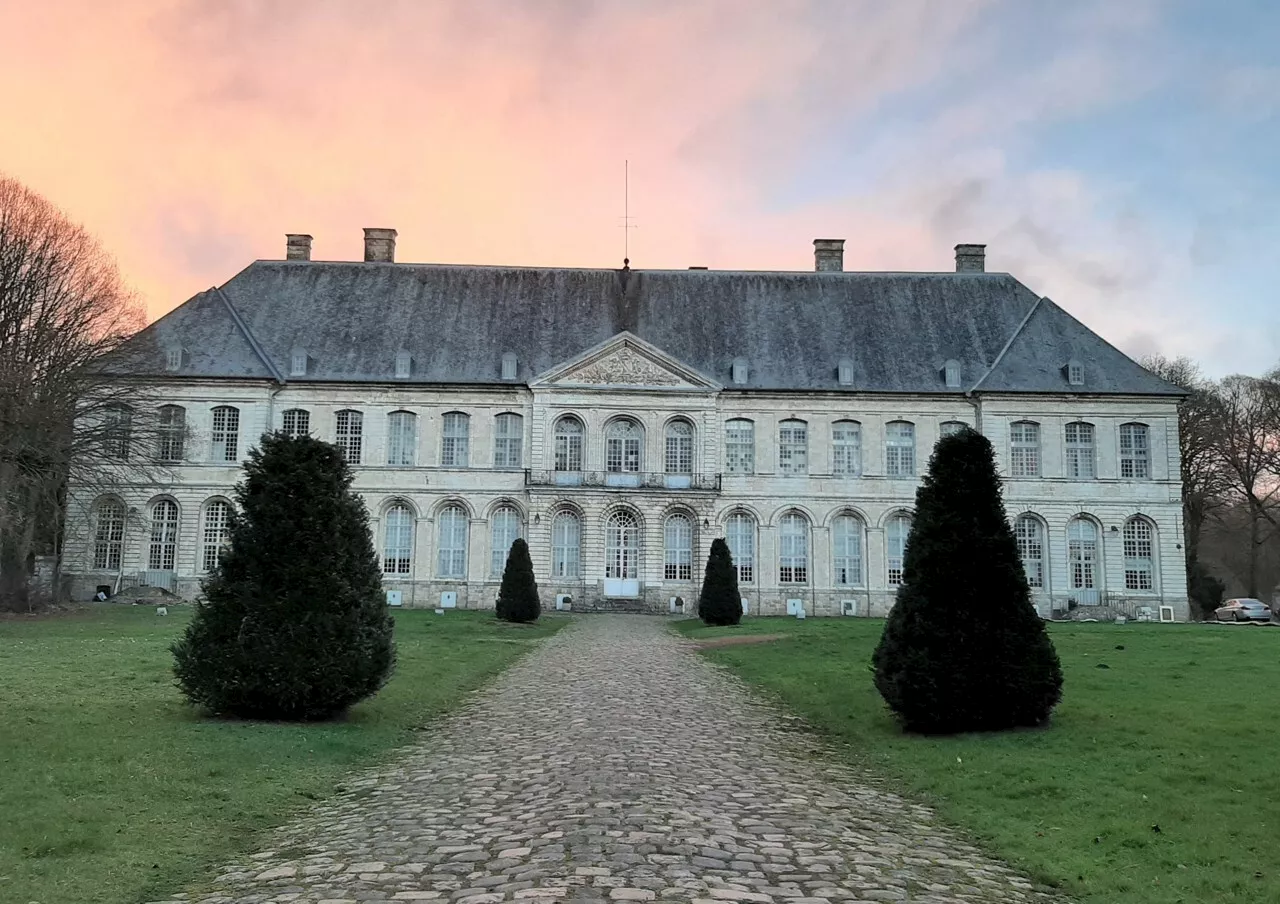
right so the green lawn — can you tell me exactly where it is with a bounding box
[0,605,566,904]
[675,617,1280,904]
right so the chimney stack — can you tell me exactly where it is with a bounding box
[363,227,397,263]
[285,234,313,261]
[813,238,845,272]
[954,243,986,272]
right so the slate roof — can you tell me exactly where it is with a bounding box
[122,260,1183,396]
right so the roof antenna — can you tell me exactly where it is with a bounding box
[619,159,636,269]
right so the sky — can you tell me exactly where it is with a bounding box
[2,0,1277,378]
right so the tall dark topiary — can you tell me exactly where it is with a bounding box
[699,537,742,626]
[496,537,540,623]
[172,433,395,720]
[872,428,1063,733]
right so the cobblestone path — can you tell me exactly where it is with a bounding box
[155,616,1061,904]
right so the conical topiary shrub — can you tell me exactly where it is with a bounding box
[496,537,540,623]
[698,537,742,626]
[171,433,395,720]
[872,427,1063,733]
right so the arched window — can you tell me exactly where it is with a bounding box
[494,413,523,469]
[93,499,126,570]
[490,506,522,575]
[201,500,232,572]
[1068,518,1099,600]
[606,419,643,473]
[386,411,416,466]
[1065,422,1095,478]
[554,416,584,472]
[725,512,755,584]
[832,514,864,586]
[1014,515,1045,588]
[102,404,133,460]
[885,421,916,478]
[441,412,470,467]
[334,410,363,463]
[665,420,694,475]
[211,406,240,462]
[148,500,179,571]
[437,505,469,578]
[383,504,413,574]
[605,510,639,579]
[281,407,310,438]
[1010,420,1041,477]
[664,514,693,581]
[1120,423,1150,479]
[1124,518,1154,590]
[886,513,912,586]
[157,405,186,461]
[831,420,862,476]
[939,420,967,440]
[778,419,808,476]
[778,512,809,583]
[551,512,581,578]
[724,419,755,474]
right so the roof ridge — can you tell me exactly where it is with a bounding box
[214,286,284,383]
[967,294,1046,393]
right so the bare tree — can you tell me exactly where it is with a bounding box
[0,175,164,610]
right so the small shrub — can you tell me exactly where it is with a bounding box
[496,538,540,623]
[698,538,742,626]
[171,433,395,720]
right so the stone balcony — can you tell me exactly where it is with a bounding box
[523,469,722,493]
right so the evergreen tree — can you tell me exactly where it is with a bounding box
[872,428,1063,733]
[699,537,742,626]
[172,433,395,720]
[496,537,540,623]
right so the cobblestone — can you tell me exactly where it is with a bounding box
[150,617,1063,904]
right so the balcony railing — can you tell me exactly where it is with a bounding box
[524,469,722,492]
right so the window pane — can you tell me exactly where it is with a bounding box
[1120,424,1150,479]
[1010,421,1041,477]
[1065,422,1096,478]
[832,515,863,585]
[157,406,185,461]
[552,512,581,577]
[885,422,915,478]
[726,513,755,583]
[1068,519,1098,592]
[664,515,693,580]
[724,419,755,474]
[282,408,310,439]
[103,405,132,460]
[832,421,862,476]
[211,407,240,462]
[494,413,523,469]
[778,513,808,583]
[1015,516,1044,588]
[202,501,232,571]
[383,504,414,574]
[148,500,179,570]
[442,413,470,467]
[605,510,640,578]
[94,500,126,571]
[1123,519,1154,590]
[606,420,643,473]
[554,417,584,471]
[778,420,808,476]
[437,505,468,577]
[387,411,416,466]
[490,507,522,575]
[886,514,911,585]
[335,410,363,464]
[665,421,693,475]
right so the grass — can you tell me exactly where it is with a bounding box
[0,605,566,904]
[675,617,1280,904]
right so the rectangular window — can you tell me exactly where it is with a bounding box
[1009,421,1041,477]
[157,406,185,461]
[383,507,413,574]
[441,413,470,467]
[885,422,915,478]
[831,421,862,476]
[386,411,416,466]
[282,408,310,439]
[1120,424,1150,479]
[335,410,363,464]
[493,414,523,469]
[1064,422,1096,478]
[724,420,755,474]
[778,421,808,476]
[211,407,239,462]
[726,515,754,584]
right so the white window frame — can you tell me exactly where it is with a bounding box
[1068,517,1099,596]
[148,500,179,571]
[724,419,755,474]
[1014,515,1045,589]
[726,512,755,584]
[383,504,414,575]
[886,514,912,586]
[832,514,864,586]
[1064,421,1096,478]
[778,419,808,476]
[778,512,809,583]
[885,421,916,478]
[157,405,186,461]
[554,416,584,472]
[490,506,522,576]
[201,500,232,572]
[93,499,125,571]
[606,419,643,474]
[441,412,470,468]
[1123,518,1154,591]
[605,510,640,579]
[386,411,417,466]
[831,420,862,476]
[335,409,363,464]
[211,406,240,462]
[1009,420,1041,478]
[1120,423,1150,479]
[664,514,694,581]
[551,511,581,578]
[436,505,469,578]
[493,413,523,470]
[281,408,310,438]
[665,420,694,475]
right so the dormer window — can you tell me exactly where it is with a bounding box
[501,352,518,381]
[289,348,308,377]
[164,347,185,372]
[1067,359,1084,386]
[837,358,854,386]
[394,350,412,379]
[943,359,962,388]
[731,357,749,385]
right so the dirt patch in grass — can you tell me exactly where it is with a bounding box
[693,633,785,651]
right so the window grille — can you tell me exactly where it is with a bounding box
[886,514,912,585]
[441,412,470,467]
[1120,423,1150,479]
[437,505,469,577]
[1009,421,1041,477]
[383,504,413,574]
[778,420,808,475]
[335,410,363,464]
[490,507,522,575]
[1064,422,1096,478]
[493,414,523,469]
[554,417,584,471]
[202,501,232,571]
[386,411,416,465]
[103,404,132,460]
[551,512,581,578]
[148,500,179,571]
[157,405,186,461]
[832,515,864,586]
[605,420,643,473]
[664,514,693,581]
[831,420,862,476]
[726,513,755,583]
[93,500,126,571]
[1124,518,1154,590]
[778,513,809,583]
[885,421,915,478]
[724,419,755,474]
[605,510,640,579]
[665,420,693,474]
[1068,518,1098,594]
[211,407,239,462]
[1015,515,1045,588]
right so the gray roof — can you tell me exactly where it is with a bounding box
[123,260,1183,396]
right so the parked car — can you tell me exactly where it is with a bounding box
[1214,599,1273,623]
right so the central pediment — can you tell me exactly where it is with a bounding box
[533,332,720,391]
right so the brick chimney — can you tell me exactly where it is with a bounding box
[363,228,397,263]
[813,238,845,272]
[285,234,312,261]
[954,243,986,272]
